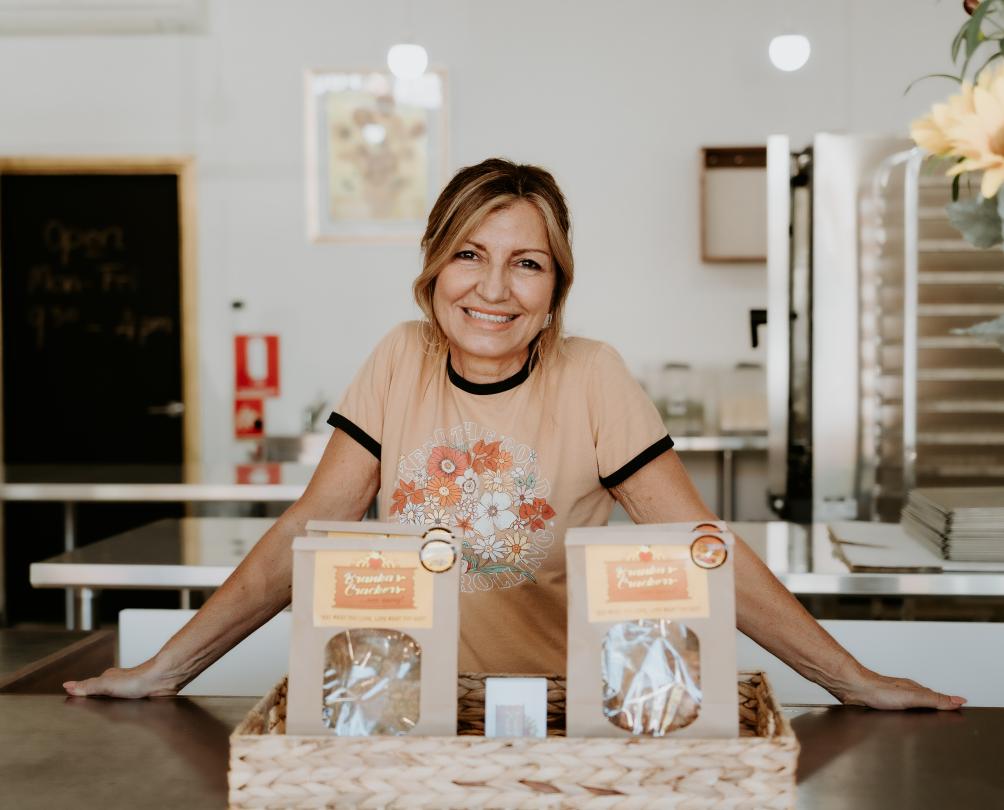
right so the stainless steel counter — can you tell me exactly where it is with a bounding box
[0,694,1000,810]
[29,518,1004,631]
[2,464,311,628]
[31,517,267,590]
[0,463,312,502]
[747,522,1004,598]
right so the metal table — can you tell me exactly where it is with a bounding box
[2,464,312,628]
[747,522,1004,598]
[0,693,1000,810]
[671,434,768,520]
[30,518,1004,631]
[30,516,268,629]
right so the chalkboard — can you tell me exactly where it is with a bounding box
[1,169,189,464]
[0,161,198,624]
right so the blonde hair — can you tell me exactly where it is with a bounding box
[413,158,574,370]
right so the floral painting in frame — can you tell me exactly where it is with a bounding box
[305,69,448,242]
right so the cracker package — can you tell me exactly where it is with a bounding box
[565,521,738,738]
[286,521,460,736]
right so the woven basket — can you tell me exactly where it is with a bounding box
[229,670,798,809]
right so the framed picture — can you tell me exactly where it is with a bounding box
[700,146,767,263]
[305,68,448,243]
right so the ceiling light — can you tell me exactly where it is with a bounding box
[387,43,428,79]
[769,34,811,72]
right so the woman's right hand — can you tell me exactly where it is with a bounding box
[63,659,181,699]
[64,431,377,700]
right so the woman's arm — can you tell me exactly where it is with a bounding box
[611,449,966,710]
[63,430,379,698]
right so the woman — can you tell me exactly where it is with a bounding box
[66,159,964,709]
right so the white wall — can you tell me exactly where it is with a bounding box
[0,0,961,470]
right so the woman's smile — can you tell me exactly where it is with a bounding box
[462,306,520,326]
[433,199,556,383]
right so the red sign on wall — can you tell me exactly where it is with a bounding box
[235,463,282,485]
[235,335,280,397]
[234,397,265,439]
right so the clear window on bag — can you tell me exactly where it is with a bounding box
[601,619,702,735]
[322,628,422,735]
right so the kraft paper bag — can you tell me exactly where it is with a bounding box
[287,522,460,737]
[565,521,738,739]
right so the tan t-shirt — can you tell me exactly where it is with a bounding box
[329,321,672,675]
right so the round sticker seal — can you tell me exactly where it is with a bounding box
[420,529,457,573]
[690,534,728,569]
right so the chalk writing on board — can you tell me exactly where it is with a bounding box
[23,218,174,351]
[44,219,125,266]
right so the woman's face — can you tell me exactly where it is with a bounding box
[432,200,556,376]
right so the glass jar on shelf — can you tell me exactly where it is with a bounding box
[656,362,706,436]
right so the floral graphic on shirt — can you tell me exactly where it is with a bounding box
[391,479,424,514]
[519,498,556,532]
[390,423,555,592]
[426,475,461,507]
[427,446,469,478]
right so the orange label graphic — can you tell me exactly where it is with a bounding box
[604,560,689,602]
[313,550,432,628]
[333,566,416,610]
[585,545,709,623]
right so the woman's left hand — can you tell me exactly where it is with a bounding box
[829,667,967,710]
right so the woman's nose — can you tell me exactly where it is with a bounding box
[476,261,509,302]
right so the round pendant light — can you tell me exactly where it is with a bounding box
[387,42,428,79]
[768,34,811,72]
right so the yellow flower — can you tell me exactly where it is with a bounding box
[911,77,979,156]
[910,108,953,156]
[922,64,1004,198]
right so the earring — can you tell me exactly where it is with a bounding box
[543,313,553,328]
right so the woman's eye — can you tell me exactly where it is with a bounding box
[455,250,478,260]
[517,258,542,270]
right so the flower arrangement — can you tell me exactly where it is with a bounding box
[910,1,1004,243]
[910,0,1004,345]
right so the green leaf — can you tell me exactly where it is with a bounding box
[904,72,962,95]
[967,1,994,55]
[476,562,537,583]
[951,314,1004,350]
[477,563,514,574]
[946,195,1004,248]
[975,50,1004,79]
[962,1,997,78]
[952,173,961,202]
[952,19,968,62]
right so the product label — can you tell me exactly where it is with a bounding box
[313,550,433,628]
[585,545,709,623]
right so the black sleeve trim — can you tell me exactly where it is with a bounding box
[599,435,675,489]
[327,412,381,461]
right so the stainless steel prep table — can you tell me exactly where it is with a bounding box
[0,693,1000,810]
[2,464,312,628]
[665,434,769,520]
[30,518,1004,631]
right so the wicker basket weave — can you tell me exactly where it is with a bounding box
[229,671,798,809]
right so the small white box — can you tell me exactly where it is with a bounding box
[484,677,548,738]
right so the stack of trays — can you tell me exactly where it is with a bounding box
[901,487,1004,562]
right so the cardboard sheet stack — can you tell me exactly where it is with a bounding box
[901,487,1004,562]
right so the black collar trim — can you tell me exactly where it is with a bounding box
[447,351,535,395]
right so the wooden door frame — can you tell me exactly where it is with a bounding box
[0,155,201,468]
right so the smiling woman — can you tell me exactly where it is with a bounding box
[413,158,574,377]
[431,201,556,382]
[65,159,965,711]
